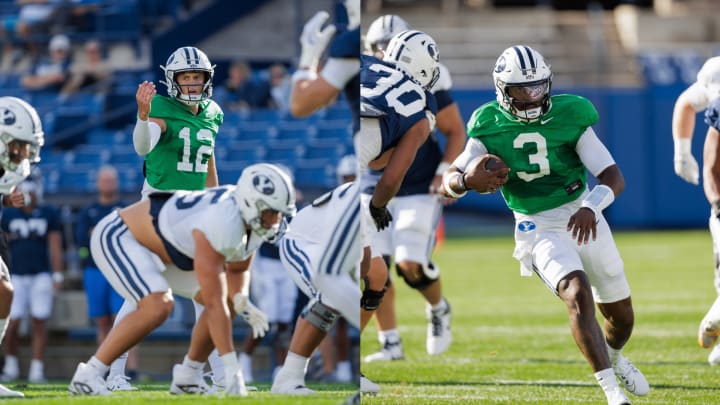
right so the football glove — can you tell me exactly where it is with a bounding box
[369,202,392,231]
[232,294,269,339]
[674,152,699,185]
[298,11,336,71]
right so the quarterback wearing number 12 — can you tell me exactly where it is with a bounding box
[442,45,647,405]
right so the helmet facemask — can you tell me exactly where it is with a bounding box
[498,78,551,122]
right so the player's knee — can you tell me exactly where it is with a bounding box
[361,276,386,311]
[301,297,339,333]
[558,272,594,315]
[396,261,439,291]
[140,292,174,325]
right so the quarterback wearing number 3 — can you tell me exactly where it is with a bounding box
[442,45,647,405]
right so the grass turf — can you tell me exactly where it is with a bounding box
[361,230,720,404]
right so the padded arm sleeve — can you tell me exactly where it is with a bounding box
[133,117,162,156]
[576,127,615,177]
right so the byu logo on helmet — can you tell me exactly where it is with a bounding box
[1,109,15,126]
[494,56,506,73]
[253,175,275,195]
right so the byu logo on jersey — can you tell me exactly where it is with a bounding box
[1,108,15,126]
[517,220,536,232]
[253,175,275,195]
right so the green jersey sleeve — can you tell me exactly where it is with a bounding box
[466,95,599,214]
[145,96,222,191]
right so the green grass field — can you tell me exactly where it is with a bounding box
[6,230,720,403]
[361,230,720,404]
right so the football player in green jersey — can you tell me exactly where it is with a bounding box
[105,46,231,392]
[133,46,222,197]
[442,46,646,405]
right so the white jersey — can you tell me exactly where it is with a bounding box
[685,82,715,112]
[157,186,263,264]
[285,182,360,246]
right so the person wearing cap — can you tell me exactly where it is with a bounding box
[21,34,72,92]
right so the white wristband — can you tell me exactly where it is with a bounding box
[292,69,317,85]
[435,162,450,176]
[442,171,467,198]
[674,137,692,155]
[52,272,64,284]
[581,184,615,217]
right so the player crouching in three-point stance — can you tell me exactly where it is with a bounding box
[69,163,295,396]
[0,96,45,398]
[442,46,648,405]
[271,181,362,394]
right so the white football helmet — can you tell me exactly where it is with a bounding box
[336,154,358,184]
[383,30,440,90]
[697,56,720,101]
[364,14,410,55]
[160,46,215,106]
[0,96,44,171]
[236,163,297,242]
[493,45,552,122]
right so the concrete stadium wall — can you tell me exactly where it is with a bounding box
[447,85,707,229]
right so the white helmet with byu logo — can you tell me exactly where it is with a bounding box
[365,14,409,55]
[236,163,297,242]
[383,30,440,90]
[160,46,215,106]
[697,56,720,102]
[0,96,44,172]
[336,154,357,184]
[493,45,552,122]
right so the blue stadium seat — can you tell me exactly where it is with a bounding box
[69,145,111,166]
[109,145,143,166]
[247,108,279,122]
[237,123,273,143]
[87,128,128,146]
[226,141,265,163]
[115,164,143,193]
[321,105,352,120]
[294,160,335,189]
[59,166,96,192]
[265,143,304,165]
[276,122,314,143]
[217,162,251,185]
[302,141,347,161]
[314,120,351,142]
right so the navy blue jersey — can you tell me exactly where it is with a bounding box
[360,55,437,154]
[1,205,61,275]
[705,97,720,131]
[75,201,126,268]
[329,27,361,134]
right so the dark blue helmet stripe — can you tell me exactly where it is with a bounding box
[401,30,422,42]
[183,47,191,63]
[512,46,526,70]
[191,47,199,64]
[523,46,535,68]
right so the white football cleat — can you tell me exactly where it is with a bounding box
[106,374,138,391]
[360,373,379,395]
[363,340,404,363]
[169,364,209,395]
[1,355,18,382]
[68,362,111,396]
[605,386,631,405]
[0,383,22,397]
[698,318,720,349]
[426,299,452,355]
[28,360,46,384]
[611,354,649,396]
[270,379,315,395]
[708,344,720,366]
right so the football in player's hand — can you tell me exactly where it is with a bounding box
[463,154,509,193]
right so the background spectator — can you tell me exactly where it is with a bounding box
[74,166,125,346]
[61,39,112,96]
[21,33,71,93]
[0,177,63,384]
[268,63,291,112]
[222,60,271,111]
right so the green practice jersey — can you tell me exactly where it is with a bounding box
[145,95,223,191]
[467,94,599,215]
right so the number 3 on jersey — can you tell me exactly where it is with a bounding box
[177,127,213,173]
[513,132,550,182]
